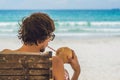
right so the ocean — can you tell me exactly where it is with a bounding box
[0,9,120,37]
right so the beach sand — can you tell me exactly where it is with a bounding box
[0,36,120,80]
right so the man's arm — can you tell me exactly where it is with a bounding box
[69,50,81,80]
[53,56,65,80]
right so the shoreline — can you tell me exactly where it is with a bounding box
[1,36,120,51]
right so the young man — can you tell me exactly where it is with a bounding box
[1,12,80,80]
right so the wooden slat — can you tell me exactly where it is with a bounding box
[0,63,51,68]
[0,69,50,75]
[0,76,49,80]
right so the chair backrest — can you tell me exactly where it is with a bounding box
[0,51,53,80]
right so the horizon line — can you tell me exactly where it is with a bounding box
[0,8,120,10]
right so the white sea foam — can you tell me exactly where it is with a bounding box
[0,21,120,27]
[80,28,120,32]
[91,21,120,26]
[0,21,120,37]
[0,22,18,27]
[55,21,120,27]
[0,29,14,32]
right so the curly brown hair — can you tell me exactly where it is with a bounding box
[18,12,55,45]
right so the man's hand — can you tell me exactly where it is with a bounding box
[68,50,81,80]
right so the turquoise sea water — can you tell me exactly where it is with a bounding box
[0,9,120,37]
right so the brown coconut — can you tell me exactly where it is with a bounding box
[56,47,73,63]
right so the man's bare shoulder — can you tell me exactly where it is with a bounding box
[52,56,63,64]
[52,56,64,71]
[0,49,12,53]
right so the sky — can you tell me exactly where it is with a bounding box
[0,0,120,10]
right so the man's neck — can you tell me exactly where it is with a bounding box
[17,44,41,53]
